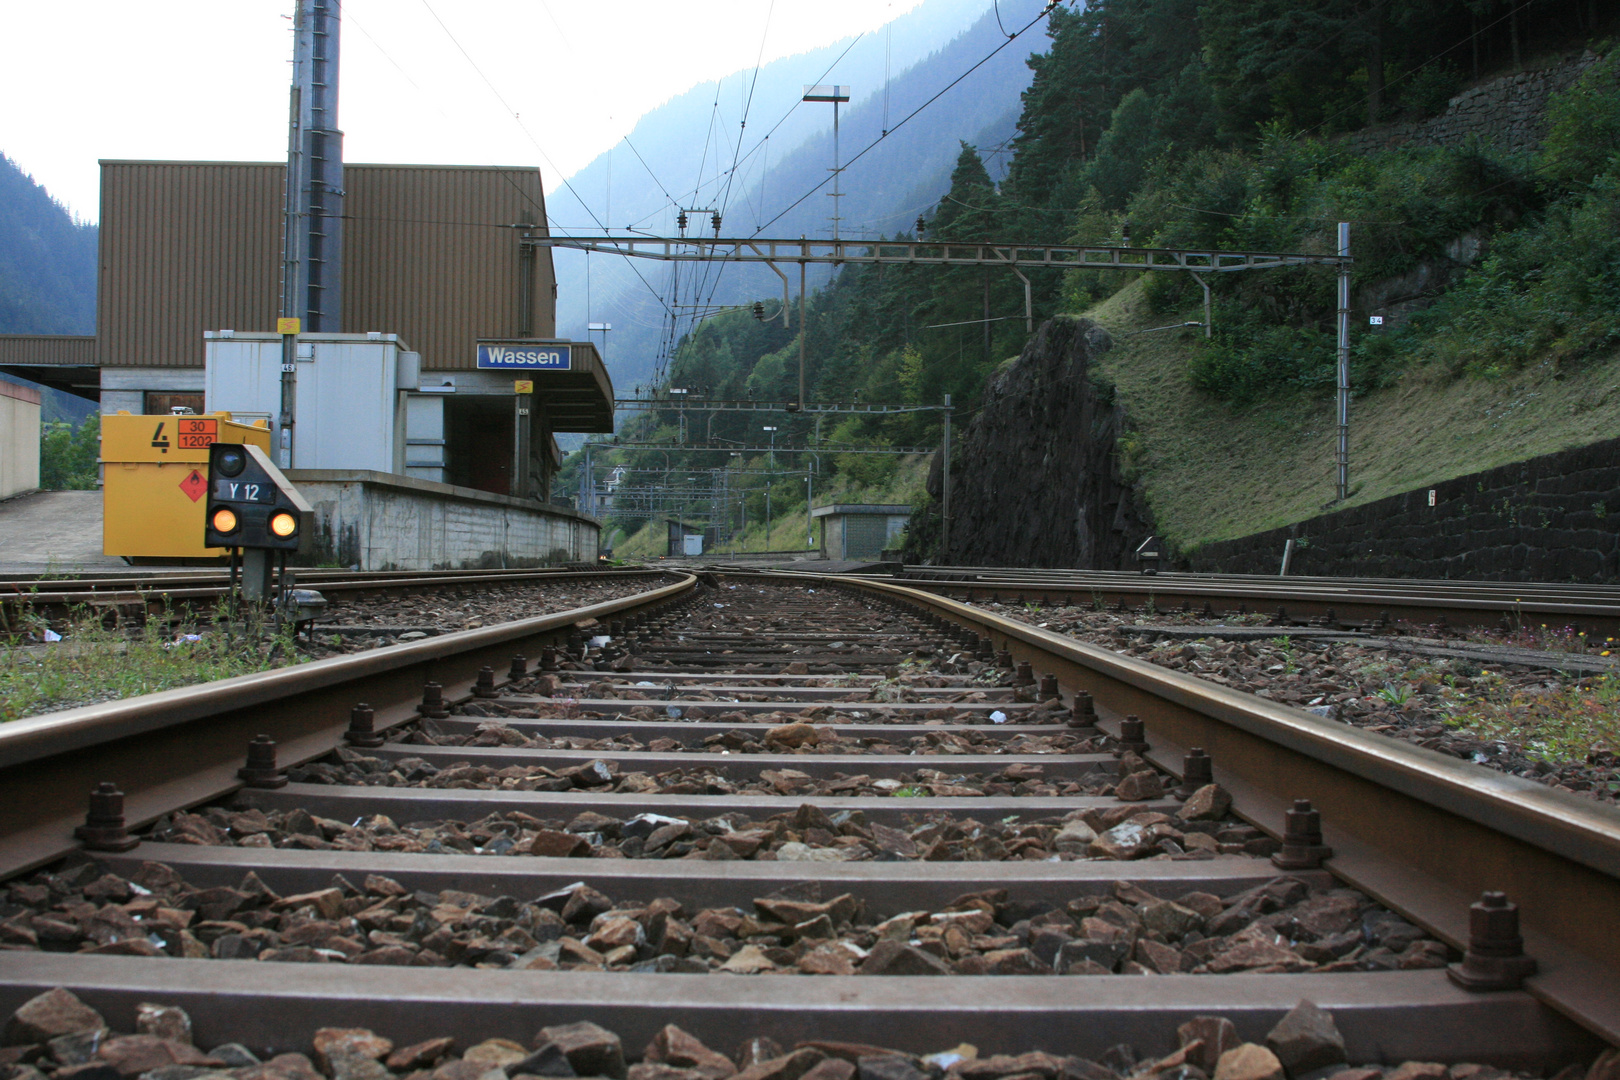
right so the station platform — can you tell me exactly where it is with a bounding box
[0,472,603,575]
[0,491,129,574]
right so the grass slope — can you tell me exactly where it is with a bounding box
[1085,279,1620,552]
[609,455,933,560]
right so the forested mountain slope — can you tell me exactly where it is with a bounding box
[570,0,1620,562]
[0,154,96,336]
[547,0,1048,392]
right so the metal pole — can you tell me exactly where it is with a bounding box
[983,271,991,362]
[279,62,302,470]
[582,443,593,517]
[798,260,807,410]
[1011,266,1033,334]
[517,222,535,337]
[278,331,297,469]
[806,468,814,551]
[1191,272,1211,338]
[766,430,774,548]
[832,99,840,243]
[941,394,952,562]
[513,393,531,498]
[1336,222,1351,501]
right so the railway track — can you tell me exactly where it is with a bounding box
[0,572,1616,1074]
[0,566,625,626]
[894,566,1620,634]
[750,563,1620,638]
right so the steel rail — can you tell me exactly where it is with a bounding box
[1,567,669,619]
[813,574,1620,1045]
[908,564,1620,604]
[0,571,695,880]
[807,569,1620,635]
[0,566,597,589]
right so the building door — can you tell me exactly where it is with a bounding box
[445,397,515,496]
[845,515,889,559]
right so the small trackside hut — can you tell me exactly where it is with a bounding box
[811,503,912,560]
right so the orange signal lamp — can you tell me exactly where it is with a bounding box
[268,511,298,539]
[211,508,239,535]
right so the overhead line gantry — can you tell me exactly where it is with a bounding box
[533,231,1359,502]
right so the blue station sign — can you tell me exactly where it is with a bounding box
[476,342,572,370]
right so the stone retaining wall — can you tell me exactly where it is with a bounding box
[1181,438,1620,582]
[1340,52,1597,157]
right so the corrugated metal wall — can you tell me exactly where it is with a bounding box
[344,164,554,368]
[0,336,97,366]
[96,161,554,371]
[98,162,283,369]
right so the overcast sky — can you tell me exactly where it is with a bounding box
[1,0,926,223]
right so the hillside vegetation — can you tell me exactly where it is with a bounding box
[571,0,1620,560]
[1088,279,1620,548]
[0,154,96,336]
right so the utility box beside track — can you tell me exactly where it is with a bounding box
[101,412,273,560]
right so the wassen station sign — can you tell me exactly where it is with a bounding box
[476,342,572,370]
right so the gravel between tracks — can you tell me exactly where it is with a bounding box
[6,986,1598,1079]
[0,858,1450,977]
[300,578,674,658]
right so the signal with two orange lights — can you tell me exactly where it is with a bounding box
[202,443,313,553]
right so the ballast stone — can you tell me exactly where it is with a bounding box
[1265,999,1347,1074]
[4,988,106,1044]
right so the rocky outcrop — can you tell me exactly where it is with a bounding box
[911,316,1154,568]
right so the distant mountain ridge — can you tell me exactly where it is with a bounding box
[0,154,96,336]
[546,0,1051,393]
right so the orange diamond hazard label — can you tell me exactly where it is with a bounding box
[179,469,207,502]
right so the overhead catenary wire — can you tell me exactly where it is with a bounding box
[690,1,778,328]
[647,1,1067,388]
[331,1,545,225]
[415,0,675,322]
[749,1,1065,238]
[620,33,868,233]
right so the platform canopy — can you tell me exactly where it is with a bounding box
[475,338,613,432]
[0,336,100,402]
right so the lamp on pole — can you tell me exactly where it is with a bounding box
[762,426,778,551]
[802,85,850,242]
[587,322,612,365]
[797,85,850,415]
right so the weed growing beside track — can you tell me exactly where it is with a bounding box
[977,600,1620,803]
[0,603,303,722]
[0,575,672,722]
[1443,671,1620,776]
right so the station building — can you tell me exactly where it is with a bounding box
[0,160,612,567]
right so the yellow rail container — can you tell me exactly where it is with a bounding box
[102,412,273,559]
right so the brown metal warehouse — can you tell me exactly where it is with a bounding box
[0,160,611,500]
